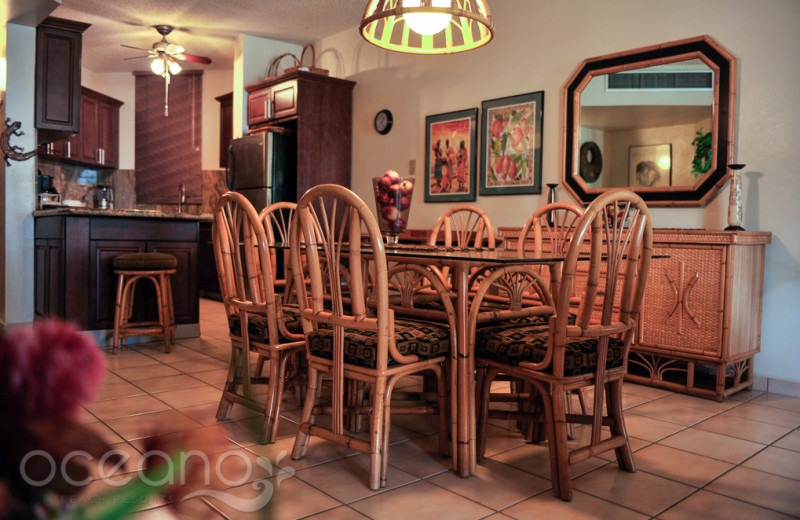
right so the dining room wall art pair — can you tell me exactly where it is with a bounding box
[423,91,544,202]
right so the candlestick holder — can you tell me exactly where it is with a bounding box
[725,164,745,231]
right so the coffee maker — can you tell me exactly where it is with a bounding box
[95,186,114,209]
[37,171,61,208]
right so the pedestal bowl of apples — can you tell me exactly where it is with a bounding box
[372,170,414,245]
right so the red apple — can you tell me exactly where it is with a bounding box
[382,205,399,221]
[399,195,411,210]
[388,183,403,200]
[383,169,401,184]
[378,176,392,193]
[398,180,414,196]
[378,192,391,206]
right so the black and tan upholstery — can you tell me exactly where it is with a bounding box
[290,184,456,490]
[212,192,305,444]
[472,189,653,501]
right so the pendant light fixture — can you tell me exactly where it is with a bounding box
[360,0,494,55]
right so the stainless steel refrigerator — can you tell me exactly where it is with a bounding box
[225,131,296,211]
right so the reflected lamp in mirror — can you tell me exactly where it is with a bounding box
[562,35,737,206]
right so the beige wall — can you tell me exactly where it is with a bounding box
[315,0,800,385]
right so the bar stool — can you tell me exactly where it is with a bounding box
[111,252,177,354]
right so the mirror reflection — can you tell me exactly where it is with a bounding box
[579,59,714,189]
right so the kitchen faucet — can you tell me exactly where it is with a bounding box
[178,183,186,212]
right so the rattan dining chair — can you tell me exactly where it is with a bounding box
[213,192,305,444]
[289,184,455,490]
[472,190,653,500]
[428,204,495,288]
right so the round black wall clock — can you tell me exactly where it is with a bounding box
[374,109,393,135]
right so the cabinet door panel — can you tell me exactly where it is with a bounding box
[148,241,198,324]
[247,88,270,126]
[90,241,146,330]
[78,94,100,163]
[35,239,64,318]
[272,80,298,119]
[99,100,119,168]
[638,244,725,355]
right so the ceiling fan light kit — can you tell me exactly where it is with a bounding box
[123,24,211,116]
[360,0,494,54]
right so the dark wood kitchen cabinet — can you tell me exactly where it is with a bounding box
[35,17,90,144]
[245,72,355,199]
[34,213,199,332]
[216,92,233,168]
[39,87,122,168]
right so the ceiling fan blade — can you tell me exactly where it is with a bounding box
[124,55,150,60]
[182,53,212,65]
[121,44,151,52]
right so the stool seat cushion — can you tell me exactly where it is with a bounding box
[113,253,178,270]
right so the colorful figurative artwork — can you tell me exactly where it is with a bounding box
[424,109,478,202]
[480,91,543,195]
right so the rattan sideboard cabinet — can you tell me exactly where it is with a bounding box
[497,227,772,401]
[628,229,771,400]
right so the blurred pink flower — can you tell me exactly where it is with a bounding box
[0,319,105,418]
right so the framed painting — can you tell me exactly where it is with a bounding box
[479,91,544,195]
[424,108,478,202]
[628,144,672,187]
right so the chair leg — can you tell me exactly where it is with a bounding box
[292,368,321,461]
[549,383,573,501]
[476,366,501,462]
[216,344,241,421]
[263,350,289,444]
[435,365,450,457]
[112,273,126,353]
[607,378,635,473]
[369,378,387,490]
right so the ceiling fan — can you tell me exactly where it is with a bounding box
[122,25,212,116]
[122,24,212,70]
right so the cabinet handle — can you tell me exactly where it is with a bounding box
[99,148,104,164]
[682,272,701,327]
[66,141,71,158]
[267,98,273,119]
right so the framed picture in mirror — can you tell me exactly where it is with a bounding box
[629,144,672,187]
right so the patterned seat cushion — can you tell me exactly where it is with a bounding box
[306,317,451,368]
[474,315,624,377]
[228,305,303,343]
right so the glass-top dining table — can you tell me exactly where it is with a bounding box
[377,244,565,477]
[277,241,565,478]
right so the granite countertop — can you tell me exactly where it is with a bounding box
[33,207,213,221]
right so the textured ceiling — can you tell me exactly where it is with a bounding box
[51,0,367,73]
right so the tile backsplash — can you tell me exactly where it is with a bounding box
[38,158,226,214]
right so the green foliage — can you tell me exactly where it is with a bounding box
[691,129,712,177]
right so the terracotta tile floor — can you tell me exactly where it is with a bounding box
[75,299,800,519]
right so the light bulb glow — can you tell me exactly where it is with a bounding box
[403,0,452,35]
[168,60,182,75]
[150,58,165,76]
[658,155,671,171]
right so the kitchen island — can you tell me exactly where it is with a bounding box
[33,207,212,344]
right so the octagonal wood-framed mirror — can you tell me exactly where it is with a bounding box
[562,35,737,207]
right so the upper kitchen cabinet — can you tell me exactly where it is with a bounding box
[245,72,356,196]
[38,87,123,169]
[35,17,90,144]
[216,92,233,168]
